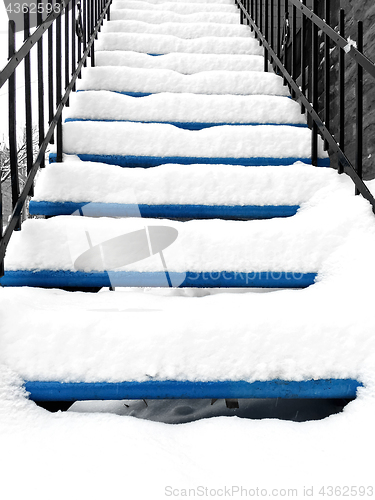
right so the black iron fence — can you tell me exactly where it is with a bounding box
[0,0,111,277]
[237,0,375,210]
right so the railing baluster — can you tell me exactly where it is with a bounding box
[56,7,63,163]
[254,0,257,39]
[270,0,274,64]
[71,0,76,90]
[300,0,306,114]
[8,20,21,231]
[355,21,364,194]
[323,0,330,151]
[264,0,269,72]
[250,0,254,33]
[24,8,34,197]
[83,0,87,66]
[291,3,296,96]
[277,0,281,59]
[65,1,70,104]
[311,0,318,166]
[338,9,345,174]
[48,24,54,144]
[37,3,45,168]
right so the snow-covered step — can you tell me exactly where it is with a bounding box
[29,161,351,219]
[110,10,241,24]
[0,191,363,288]
[102,20,251,38]
[77,67,288,97]
[95,51,265,73]
[111,1,239,14]
[126,0,235,4]
[58,122,329,168]
[96,33,263,56]
[1,284,368,398]
[64,92,306,129]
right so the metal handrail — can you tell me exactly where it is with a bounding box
[236,0,375,212]
[0,0,112,276]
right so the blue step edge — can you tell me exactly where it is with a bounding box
[64,117,308,130]
[29,201,300,219]
[0,270,317,288]
[77,89,291,98]
[24,379,363,401]
[49,153,330,168]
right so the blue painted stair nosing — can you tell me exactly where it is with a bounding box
[0,270,317,288]
[25,379,362,401]
[64,117,308,130]
[49,153,330,168]
[77,89,292,98]
[29,201,300,219]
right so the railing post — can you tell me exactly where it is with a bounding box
[8,20,21,231]
[355,21,363,194]
[338,9,345,174]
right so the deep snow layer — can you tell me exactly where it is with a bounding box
[112,0,239,13]
[62,121,326,159]
[110,9,241,23]
[3,182,371,274]
[32,161,348,206]
[1,362,374,500]
[2,186,375,384]
[76,67,285,95]
[65,92,304,125]
[96,32,263,55]
[102,19,251,37]
[94,51,265,73]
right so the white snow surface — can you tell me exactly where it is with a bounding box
[111,0,239,13]
[32,161,348,205]
[77,67,287,95]
[4,181,369,275]
[110,9,240,24]
[96,32,263,55]
[102,19,251,37]
[62,121,326,159]
[2,1,375,495]
[95,51,265,72]
[2,184,375,384]
[65,92,304,125]
[1,362,374,500]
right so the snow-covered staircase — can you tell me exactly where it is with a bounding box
[0,0,363,404]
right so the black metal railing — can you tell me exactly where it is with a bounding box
[237,0,375,212]
[0,0,112,277]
